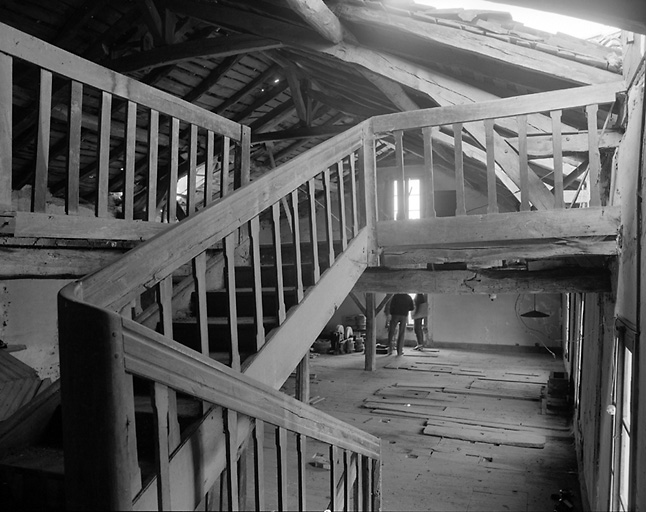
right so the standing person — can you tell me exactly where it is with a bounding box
[387,293,415,356]
[412,293,428,351]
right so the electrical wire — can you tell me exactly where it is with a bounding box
[514,294,557,358]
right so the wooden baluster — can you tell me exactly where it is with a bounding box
[192,252,209,359]
[453,123,466,216]
[349,154,359,237]
[253,420,265,512]
[551,110,564,208]
[33,69,52,213]
[167,117,179,222]
[359,138,378,263]
[272,202,287,324]
[187,124,197,215]
[276,427,287,512]
[234,126,251,190]
[323,168,335,266]
[330,445,338,512]
[290,189,304,303]
[221,135,231,198]
[157,277,181,450]
[361,455,371,512]
[422,127,436,218]
[0,53,11,209]
[394,130,405,220]
[372,458,382,512]
[224,233,241,371]
[307,178,321,284]
[123,101,137,221]
[296,433,307,512]
[96,91,112,218]
[354,453,362,512]
[152,382,172,511]
[484,119,498,214]
[249,216,265,351]
[518,114,530,211]
[146,109,159,221]
[204,130,215,207]
[586,104,601,207]
[343,450,350,512]
[224,409,240,512]
[337,160,348,250]
[118,302,143,498]
[66,81,82,215]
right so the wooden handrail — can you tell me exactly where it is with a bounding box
[371,81,624,133]
[121,318,381,458]
[79,121,368,311]
[0,22,242,140]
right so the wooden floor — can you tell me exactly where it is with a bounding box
[281,346,581,512]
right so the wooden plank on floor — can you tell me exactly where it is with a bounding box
[422,422,545,449]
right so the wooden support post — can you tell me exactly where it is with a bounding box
[192,252,209,358]
[360,128,379,266]
[296,353,310,404]
[372,458,382,512]
[349,154,359,237]
[224,233,241,371]
[58,299,133,510]
[272,202,287,324]
[365,292,376,371]
[0,53,11,209]
[221,136,231,198]
[249,216,265,351]
[329,445,338,512]
[308,178,321,283]
[96,92,112,218]
[337,160,348,249]
[290,189,304,302]
[204,131,215,207]
[323,168,335,266]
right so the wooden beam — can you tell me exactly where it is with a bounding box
[377,206,620,248]
[354,267,612,294]
[136,0,165,46]
[110,34,284,72]
[505,130,622,158]
[381,240,618,266]
[284,67,308,123]
[348,291,367,316]
[359,69,419,112]
[334,4,620,86]
[0,246,128,279]
[1,212,170,241]
[284,0,345,44]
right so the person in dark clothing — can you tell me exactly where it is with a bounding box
[412,293,428,350]
[387,293,415,355]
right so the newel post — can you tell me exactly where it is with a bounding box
[59,285,133,510]
[360,122,379,372]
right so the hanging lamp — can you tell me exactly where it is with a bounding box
[520,295,550,318]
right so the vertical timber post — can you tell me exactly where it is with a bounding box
[58,288,133,510]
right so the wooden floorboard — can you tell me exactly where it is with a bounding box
[279,346,581,512]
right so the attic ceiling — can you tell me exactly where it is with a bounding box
[0,0,627,213]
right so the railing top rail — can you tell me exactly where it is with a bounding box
[120,317,381,458]
[371,81,625,134]
[0,21,243,140]
[72,121,367,311]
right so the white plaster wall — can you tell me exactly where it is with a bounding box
[0,279,70,380]
[430,293,562,348]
